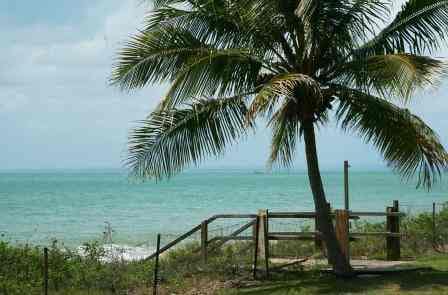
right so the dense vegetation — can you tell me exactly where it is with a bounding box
[1,205,447,294]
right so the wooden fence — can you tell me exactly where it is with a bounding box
[146,200,404,263]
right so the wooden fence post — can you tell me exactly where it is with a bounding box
[335,210,350,263]
[257,210,268,258]
[386,206,393,260]
[264,210,270,278]
[256,209,270,277]
[253,216,260,280]
[153,234,161,295]
[386,200,400,260]
[43,247,48,295]
[201,221,208,263]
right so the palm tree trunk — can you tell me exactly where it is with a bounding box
[302,119,354,277]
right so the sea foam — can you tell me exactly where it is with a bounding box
[77,244,154,262]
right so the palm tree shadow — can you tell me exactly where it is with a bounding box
[237,269,448,294]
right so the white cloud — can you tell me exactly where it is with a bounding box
[0,0,447,171]
[0,0,165,169]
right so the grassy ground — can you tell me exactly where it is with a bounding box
[25,255,448,295]
[2,204,447,294]
[220,255,448,295]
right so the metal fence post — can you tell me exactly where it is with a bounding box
[344,160,350,210]
[153,234,161,295]
[43,247,48,295]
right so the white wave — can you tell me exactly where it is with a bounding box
[77,243,155,262]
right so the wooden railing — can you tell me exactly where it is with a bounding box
[145,214,256,260]
[146,200,405,262]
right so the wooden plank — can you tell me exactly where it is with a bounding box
[253,216,260,280]
[269,236,315,241]
[268,212,317,218]
[386,206,393,260]
[387,200,400,260]
[335,210,350,263]
[208,211,366,221]
[393,200,401,260]
[213,214,257,218]
[269,212,359,220]
[146,224,201,260]
[269,233,358,241]
[263,210,270,278]
[350,211,405,217]
[207,214,257,222]
[269,231,320,236]
[209,236,253,242]
[257,210,268,258]
[350,232,401,237]
[269,235,316,241]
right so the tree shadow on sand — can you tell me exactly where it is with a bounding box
[236,269,448,294]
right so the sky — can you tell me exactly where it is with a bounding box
[1,0,447,172]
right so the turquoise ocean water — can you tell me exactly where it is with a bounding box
[0,169,447,255]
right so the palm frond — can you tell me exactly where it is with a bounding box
[315,1,390,76]
[334,53,445,100]
[127,95,251,180]
[111,26,264,109]
[248,73,322,121]
[152,0,182,8]
[296,0,389,70]
[330,0,390,45]
[158,47,264,110]
[110,26,205,90]
[268,100,301,168]
[295,0,327,58]
[295,0,320,25]
[146,0,286,62]
[335,86,448,188]
[357,0,448,55]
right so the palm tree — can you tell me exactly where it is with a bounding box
[112,0,448,275]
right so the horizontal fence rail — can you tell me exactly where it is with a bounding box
[350,211,405,217]
[146,200,405,263]
[145,224,202,260]
[268,212,358,219]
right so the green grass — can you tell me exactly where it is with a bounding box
[220,254,448,295]
[1,205,448,294]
